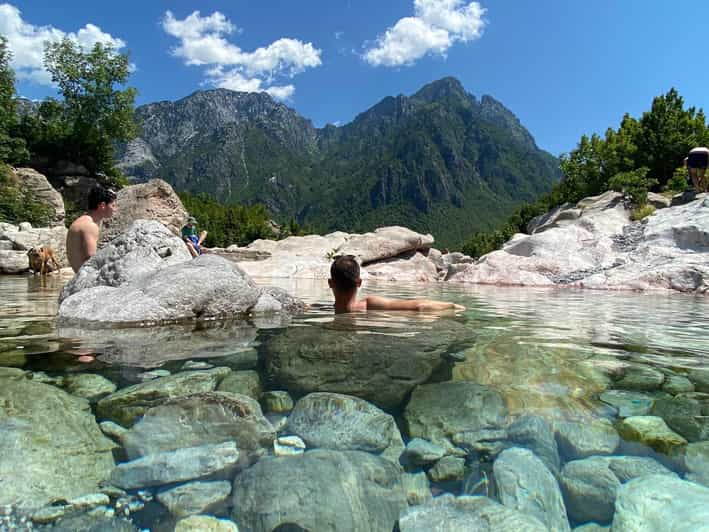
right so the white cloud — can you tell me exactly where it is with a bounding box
[0,3,127,85]
[162,10,321,101]
[364,0,486,67]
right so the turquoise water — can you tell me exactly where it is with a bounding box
[1,274,708,530]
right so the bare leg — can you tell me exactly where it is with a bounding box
[185,241,198,258]
[198,230,208,246]
[690,168,700,191]
[700,168,708,192]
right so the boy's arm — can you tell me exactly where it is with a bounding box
[82,224,99,262]
[364,295,464,311]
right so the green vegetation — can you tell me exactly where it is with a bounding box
[463,88,709,257]
[178,191,278,247]
[16,38,138,176]
[0,37,28,164]
[630,204,656,221]
[0,163,52,225]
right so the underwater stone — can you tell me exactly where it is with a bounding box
[555,418,620,461]
[617,416,688,454]
[156,480,232,518]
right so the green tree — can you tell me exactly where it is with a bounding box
[608,167,656,206]
[42,38,138,175]
[0,36,28,164]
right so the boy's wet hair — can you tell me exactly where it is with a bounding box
[88,185,117,210]
[330,255,360,291]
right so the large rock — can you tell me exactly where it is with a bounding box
[555,418,620,461]
[59,219,192,302]
[231,450,408,532]
[119,391,275,463]
[363,250,440,283]
[96,367,230,425]
[398,494,547,532]
[449,193,709,293]
[685,441,709,487]
[59,240,303,325]
[236,226,434,280]
[110,441,240,489]
[12,167,65,226]
[260,319,463,410]
[286,392,404,461]
[617,415,688,454]
[559,455,675,525]
[404,382,508,449]
[0,249,30,273]
[98,179,189,245]
[0,375,116,512]
[611,475,709,531]
[494,447,570,532]
[507,414,561,475]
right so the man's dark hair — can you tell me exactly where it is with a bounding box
[330,255,360,291]
[87,185,117,210]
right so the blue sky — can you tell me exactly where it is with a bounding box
[3,1,709,156]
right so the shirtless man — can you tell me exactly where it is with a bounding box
[328,255,465,314]
[66,185,117,272]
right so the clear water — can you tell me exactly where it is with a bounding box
[1,274,708,530]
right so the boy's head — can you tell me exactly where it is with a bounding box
[87,185,117,215]
[328,255,361,294]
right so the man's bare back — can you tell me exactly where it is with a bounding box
[66,215,100,273]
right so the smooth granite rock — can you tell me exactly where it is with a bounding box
[262,390,294,413]
[63,373,117,403]
[110,442,240,489]
[401,472,433,506]
[156,480,232,518]
[286,392,404,461]
[428,456,466,482]
[617,415,688,454]
[403,438,447,466]
[507,414,561,475]
[614,365,665,391]
[273,435,306,457]
[611,475,709,531]
[216,370,262,399]
[651,392,709,442]
[685,441,709,487]
[397,494,547,532]
[174,515,239,532]
[404,382,508,449]
[494,447,570,531]
[96,367,230,426]
[231,450,407,532]
[555,418,620,461]
[559,455,675,525]
[663,374,695,395]
[599,390,655,418]
[0,377,116,512]
[120,391,274,463]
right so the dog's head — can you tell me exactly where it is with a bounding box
[27,247,44,261]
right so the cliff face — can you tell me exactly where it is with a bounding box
[117,77,560,247]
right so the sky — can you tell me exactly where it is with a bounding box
[3,1,709,156]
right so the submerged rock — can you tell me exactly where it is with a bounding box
[685,441,709,487]
[120,391,275,463]
[507,414,560,475]
[617,415,688,454]
[403,438,447,466]
[428,456,466,482]
[599,389,655,417]
[174,515,239,532]
[156,480,232,518]
[63,373,117,402]
[651,392,709,442]
[231,449,407,532]
[559,455,675,524]
[286,392,404,461]
[611,475,709,531]
[555,418,620,461]
[397,494,547,532]
[404,382,508,449]
[217,370,262,399]
[110,442,239,489]
[0,377,116,512]
[96,367,230,426]
[493,447,570,532]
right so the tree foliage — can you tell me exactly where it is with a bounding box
[0,36,28,164]
[178,191,279,248]
[0,163,52,225]
[462,88,709,258]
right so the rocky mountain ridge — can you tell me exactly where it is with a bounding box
[117,77,560,247]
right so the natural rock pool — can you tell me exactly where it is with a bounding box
[1,274,709,531]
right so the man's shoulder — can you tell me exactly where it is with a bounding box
[69,215,98,233]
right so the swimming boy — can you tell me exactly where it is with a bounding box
[328,255,465,314]
[66,185,117,273]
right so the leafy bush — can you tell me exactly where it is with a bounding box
[608,167,656,206]
[630,204,656,221]
[665,166,689,192]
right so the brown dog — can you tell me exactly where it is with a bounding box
[27,246,61,275]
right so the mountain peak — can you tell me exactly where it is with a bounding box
[413,77,469,103]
